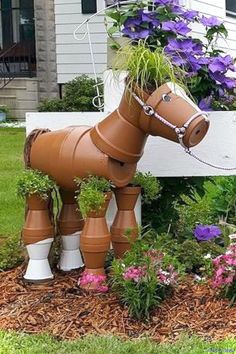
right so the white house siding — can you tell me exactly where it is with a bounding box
[54,0,107,83]
[189,0,236,59]
[54,0,236,84]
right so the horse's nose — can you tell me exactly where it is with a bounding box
[184,115,210,148]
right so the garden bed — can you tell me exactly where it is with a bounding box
[0,265,235,342]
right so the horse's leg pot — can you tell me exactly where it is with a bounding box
[80,192,112,289]
[23,194,54,282]
[111,186,141,258]
[58,190,84,271]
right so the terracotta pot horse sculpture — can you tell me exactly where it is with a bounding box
[22,82,209,283]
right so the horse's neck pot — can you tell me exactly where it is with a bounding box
[90,89,148,164]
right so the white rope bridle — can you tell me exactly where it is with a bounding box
[132,91,236,171]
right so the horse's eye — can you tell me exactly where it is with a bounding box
[162,94,171,102]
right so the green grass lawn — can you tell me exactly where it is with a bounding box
[0,332,236,354]
[0,128,25,240]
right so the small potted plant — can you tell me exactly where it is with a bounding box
[111,171,161,258]
[17,169,56,282]
[0,105,9,122]
[75,175,113,287]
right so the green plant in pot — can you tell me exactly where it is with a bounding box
[17,169,56,282]
[75,175,112,218]
[75,175,113,282]
[131,171,161,204]
[113,40,186,95]
[0,105,9,122]
[17,169,56,245]
[17,169,55,201]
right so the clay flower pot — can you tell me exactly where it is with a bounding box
[58,190,84,271]
[58,190,84,235]
[111,186,141,258]
[23,194,54,246]
[80,191,112,286]
[22,194,55,282]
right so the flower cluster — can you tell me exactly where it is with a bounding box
[107,0,236,110]
[158,265,178,285]
[111,246,178,319]
[123,265,146,282]
[78,271,108,293]
[212,244,236,289]
[194,224,222,242]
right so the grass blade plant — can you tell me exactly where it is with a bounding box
[112,41,186,94]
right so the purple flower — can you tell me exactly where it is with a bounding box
[210,71,236,89]
[165,38,206,73]
[200,15,223,27]
[122,18,151,39]
[199,97,213,111]
[140,10,160,27]
[194,224,222,242]
[165,38,203,55]
[182,10,199,21]
[162,21,191,36]
[209,55,236,74]
[154,0,178,5]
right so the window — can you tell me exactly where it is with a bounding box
[105,1,128,6]
[226,0,236,17]
[81,0,97,14]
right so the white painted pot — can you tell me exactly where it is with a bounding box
[58,232,84,271]
[24,237,54,281]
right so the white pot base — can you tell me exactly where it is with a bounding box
[58,249,84,271]
[24,259,54,281]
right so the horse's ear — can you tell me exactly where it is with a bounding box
[166,82,200,112]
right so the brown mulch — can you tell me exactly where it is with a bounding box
[0,265,236,341]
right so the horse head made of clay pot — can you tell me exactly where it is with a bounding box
[137,82,210,149]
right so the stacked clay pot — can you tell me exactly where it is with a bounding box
[80,191,112,282]
[111,186,141,258]
[58,190,84,271]
[23,194,54,282]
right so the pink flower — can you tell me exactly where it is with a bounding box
[123,266,146,282]
[216,267,225,277]
[97,285,109,293]
[158,267,178,285]
[78,271,108,293]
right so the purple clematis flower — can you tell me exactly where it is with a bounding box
[165,38,203,55]
[182,10,199,21]
[122,17,152,40]
[154,0,178,5]
[194,224,222,242]
[139,10,160,27]
[199,96,213,111]
[209,55,236,73]
[200,15,223,27]
[210,71,236,89]
[162,21,191,36]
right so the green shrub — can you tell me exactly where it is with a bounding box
[209,176,236,224]
[63,75,103,112]
[38,98,66,112]
[38,75,103,112]
[0,235,24,271]
[142,177,207,234]
[175,191,215,242]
